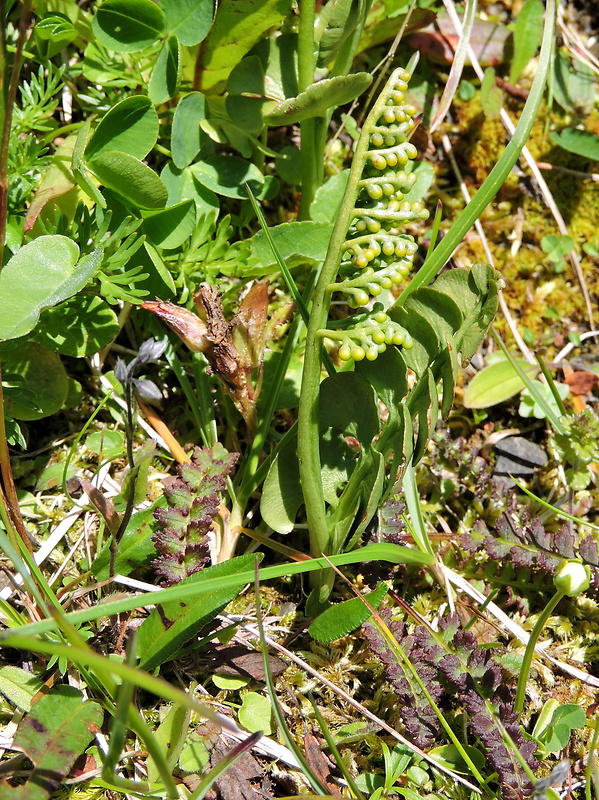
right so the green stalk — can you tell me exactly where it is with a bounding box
[297,81,397,565]
[514,590,563,716]
[0,0,33,552]
[398,0,556,303]
[297,0,317,219]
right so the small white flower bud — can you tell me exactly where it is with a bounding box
[554,561,590,597]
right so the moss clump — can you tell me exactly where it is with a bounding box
[438,95,599,342]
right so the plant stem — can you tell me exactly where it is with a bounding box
[0,1,34,553]
[297,80,395,568]
[0,0,31,270]
[297,0,316,219]
[514,590,564,716]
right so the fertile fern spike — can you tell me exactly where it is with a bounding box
[318,304,413,362]
[152,444,238,585]
[332,67,429,308]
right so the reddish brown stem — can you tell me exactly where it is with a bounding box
[0,1,34,552]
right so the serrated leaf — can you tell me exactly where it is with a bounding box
[148,35,180,104]
[509,0,544,82]
[0,237,101,341]
[86,96,159,161]
[463,358,539,408]
[0,666,43,712]
[88,150,167,208]
[6,685,103,800]
[92,0,165,53]
[264,72,372,125]
[550,128,599,161]
[136,553,260,670]
[308,582,388,642]
[160,0,214,45]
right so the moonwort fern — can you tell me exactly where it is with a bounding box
[287,62,499,600]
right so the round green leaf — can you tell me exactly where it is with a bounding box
[160,162,219,213]
[35,295,120,357]
[86,96,159,161]
[212,674,249,690]
[85,429,126,459]
[160,0,215,46]
[142,200,196,249]
[92,0,165,52]
[0,237,102,341]
[463,358,539,408]
[550,128,599,161]
[238,692,274,735]
[3,341,69,421]
[190,156,263,198]
[88,151,168,208]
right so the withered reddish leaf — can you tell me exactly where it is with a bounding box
[303,733,343,798]
[564,370,599,396]
[200,645,287,681]
[407,15,511,67]
[24,137,77,232]
[211,737,268,800]
[141,300,210,352]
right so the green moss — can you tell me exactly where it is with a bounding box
[439,96,599,342]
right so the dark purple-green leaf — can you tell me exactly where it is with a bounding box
[3,685,103,800]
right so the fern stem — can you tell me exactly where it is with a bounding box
[297,75,401,566]
[298,0,317,219]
